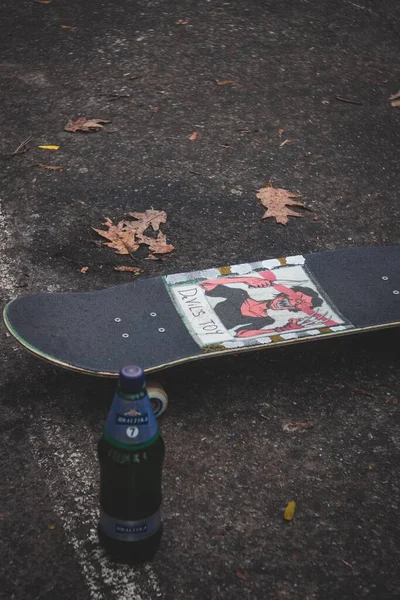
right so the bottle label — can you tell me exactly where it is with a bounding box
[105,390,159,446]
[99,506,162,542]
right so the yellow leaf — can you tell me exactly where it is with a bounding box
[283,500,296,521]
[48,523,56,530]
[38,145,60,150]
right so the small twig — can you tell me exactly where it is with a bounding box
[188,169,201,175]
[335,96,363,106]
[341,559,353,569]
[100,93,131,101]
[6,135,32,158]
[336,382,376,399]
[122,74,141,81]
[259,413,270,421]
[61,255,85,268]
[236,128,260,134]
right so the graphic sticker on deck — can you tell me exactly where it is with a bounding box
[164,255,354,350]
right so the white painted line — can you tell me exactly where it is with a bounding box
[0,197,18,298]
[29,412,163,600]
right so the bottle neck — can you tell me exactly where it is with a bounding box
[117,387,147,402]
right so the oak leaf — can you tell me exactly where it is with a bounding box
[137,231,175,257]
[126,209,167,234]
[256,184,307,225]
[93,211,174,259]
[65,117,111,133]
[92,218,139,255]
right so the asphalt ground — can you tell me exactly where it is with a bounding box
[1,0,399,598]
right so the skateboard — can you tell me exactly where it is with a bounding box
[3,246,399,416]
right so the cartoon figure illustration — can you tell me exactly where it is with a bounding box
[200,269,339,338]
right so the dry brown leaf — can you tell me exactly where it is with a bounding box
[176,19,189,24]
[278,128,284,137]
[94,211,174,259]
[93,218,139,255]
[389,90,400,101]
[236,570,248,581]
[127,209,167,234]
[38,163,63,171]
[137,231,175,256]
[65,117,112,133]
[256,184,308,225]
[389,90,400,107]
[216,80,234,85]
[114,266,141,274]
[189,131,199,141]
[60,25,77,30]
[80,266,89,274]
[282,421,314,433]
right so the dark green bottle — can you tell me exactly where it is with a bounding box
[97,365,165,563]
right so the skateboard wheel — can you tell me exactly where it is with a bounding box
[147,381,168,418]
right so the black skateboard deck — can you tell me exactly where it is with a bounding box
[3,246,400,376]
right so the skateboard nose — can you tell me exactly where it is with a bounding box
[3,278,200,374]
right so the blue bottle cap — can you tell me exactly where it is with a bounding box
[119,365,145,393]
